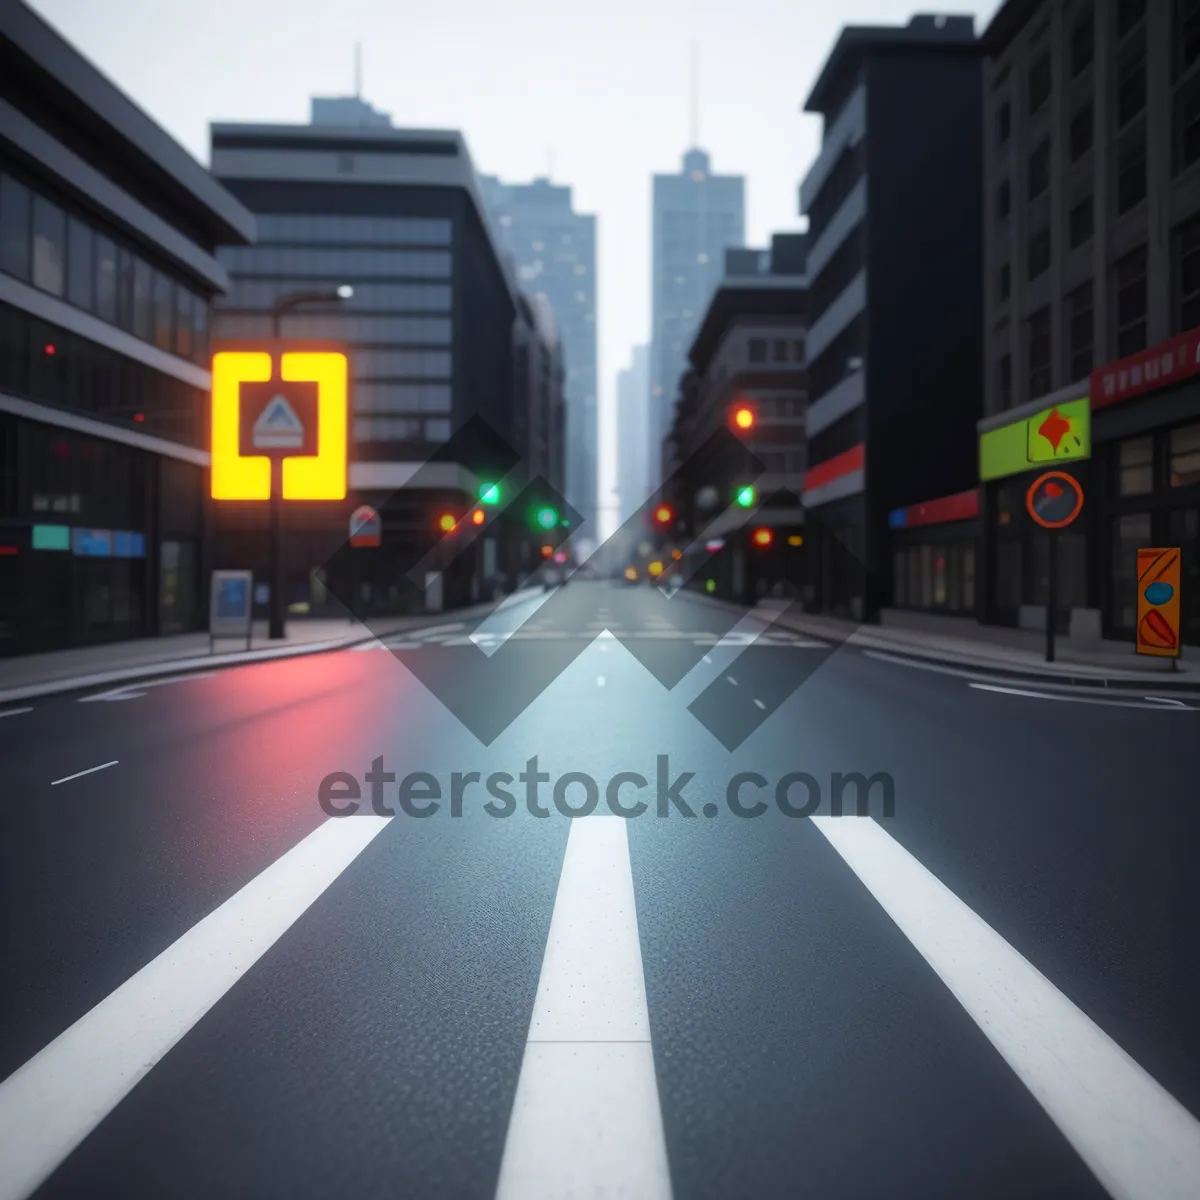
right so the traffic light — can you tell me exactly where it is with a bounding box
[653,503,674,526]
[787,534,804,546]
[437,512,456,533]
[735,485,756,508]
[472,509,485,526]
[731,402,756,432]
[534,505,559,530]
[752,527,774,547]
[540,543,554,557]
[647,560,664,578]
[479,482,501,505]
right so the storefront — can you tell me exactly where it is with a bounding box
[1089,329,1200,647]
[888,488,980,615]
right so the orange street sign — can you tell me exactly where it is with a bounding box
[211,350,348,501]
[1136,547,1182,658]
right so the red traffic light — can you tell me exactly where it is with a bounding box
[653,504,674,526]
[731,402,755,431]
[752,527,774,547]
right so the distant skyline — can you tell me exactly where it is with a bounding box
[28,0,1005,538]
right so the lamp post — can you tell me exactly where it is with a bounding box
[265,285,353,639]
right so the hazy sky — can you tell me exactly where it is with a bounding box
[30,0,1002,535]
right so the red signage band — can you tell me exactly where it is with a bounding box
[804,442,865,492]
[902,488,980,528]
[1090,326,1200,410]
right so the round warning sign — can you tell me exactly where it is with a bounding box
[1026,471,1084,530]
[349,505,381,548]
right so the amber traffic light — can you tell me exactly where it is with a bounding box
[653,504,674,526]
[731,403,756,432]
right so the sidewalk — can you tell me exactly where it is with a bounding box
[770,605,1200,689]
[0,590,543,704]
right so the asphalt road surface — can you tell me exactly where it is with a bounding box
[2,579,1199,1199]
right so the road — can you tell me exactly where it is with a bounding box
[1,579,1199,1199]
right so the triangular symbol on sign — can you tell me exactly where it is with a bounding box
[252,394,304,449]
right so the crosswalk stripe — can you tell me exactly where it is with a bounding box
[495,816,671,1199]
[0,816,391,1200]
[812,816,1200,1200]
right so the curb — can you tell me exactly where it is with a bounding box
[0,588,547,706]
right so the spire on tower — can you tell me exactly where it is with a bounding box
[354,42,362,99]
[689,40,699,149]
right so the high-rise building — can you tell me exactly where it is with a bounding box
[310,96,392,129]
[0,0,253,654]
[798,15,983,622]
[208,114,534,614]
[616,344,650,523]
[649,148,745,483]
[479,177,598,543]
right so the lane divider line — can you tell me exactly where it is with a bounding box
[811,816,1200,1200]
[495,816,672,1200]
[0,706,33,719]
[50,761,118,786]
[969,682,1196,711]
[0,815,391,1200]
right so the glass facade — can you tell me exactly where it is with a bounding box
[214,213,454,452]
[891,528,977,615]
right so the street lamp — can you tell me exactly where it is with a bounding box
[266,285,354,639]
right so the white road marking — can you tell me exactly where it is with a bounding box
[969,682,1196,711]
[812,816,1200,1200]
[50,761,118,786]
[495,817,671,1200]
[79,672,217,703]
[413,622,465,639]
[726,675,737,686]
[0,706,33,719]
[1145,696,1190,707]
[0,816,390,1200]
[754,698,766,710]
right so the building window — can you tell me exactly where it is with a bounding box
[116,248,134,331]
[999,262,1011,301]
[1070,104,1093,160]
[1117,39,1147,128]
[791,340,805,363]
[1117,435,1153,495]
[1177,0,1200,79]
[1170,423,1200,488]
[94,236,117,324]
[1117,135,1147,212]
[175,287,193,359]
[1070,9,1094,76]
[1176,72,1200,175]
[998,351,1012,409]
[1027,307,1051,400]
[132,257,152,340]
[1065,281,1093,381]
[997,179,1011,220]
[1116,0,1146,41]
[1028,51,1052,116]
[66,217,93,311]
[1028,139,1051,198]
[0,174,31,281]
[1114,246,1148,356]
[1112,512,1151,631]
[773,338,788,363]
[425,418,450,441]
[1177,215,1200,333]
[748,337,767,363]
[1027,227,1051,280]
[152,272,174,352]
[31,196,65,297]
[1069,196,1094,249]
[996,99,1011,144]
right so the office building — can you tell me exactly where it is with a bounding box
[479,176,598,542]
[616,344,650,523]
[649,149,745,483]
[0,0,254,654]
[798,14,983,621]
[970,0,1200,646]
[310,96,392,129]
[514,291,566,497]
[664,234,808,604]
[209,115,532,614]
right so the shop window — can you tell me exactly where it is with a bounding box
[1170,423,1200,488]
[1167,509,1200,646]
[1114,246,1148,356]
[1118,435,1153,494]
[932,548,947,606]
[0,174,31,281]
[1176,214,1200,334]
[997,537,1023,608]
[919,545,933,608]
[31,196,65,297]
[893,552,907,607]
[1027,307,1051,400]
[963,545,976,611]
[1112,512,1151,632]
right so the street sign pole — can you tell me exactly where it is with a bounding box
[1046,529,1057,663]
[268,460,285,639]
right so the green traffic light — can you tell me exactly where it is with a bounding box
[479,482,501,505]
[535,506,558,530]
[736,486,755,508]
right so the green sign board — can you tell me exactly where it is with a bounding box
[979,396,1091,482]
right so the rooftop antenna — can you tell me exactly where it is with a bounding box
[354,42,362,99]
[689,39,699,148]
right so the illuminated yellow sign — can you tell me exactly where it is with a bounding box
[211,350,348,501]
[979,396,1090,482]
